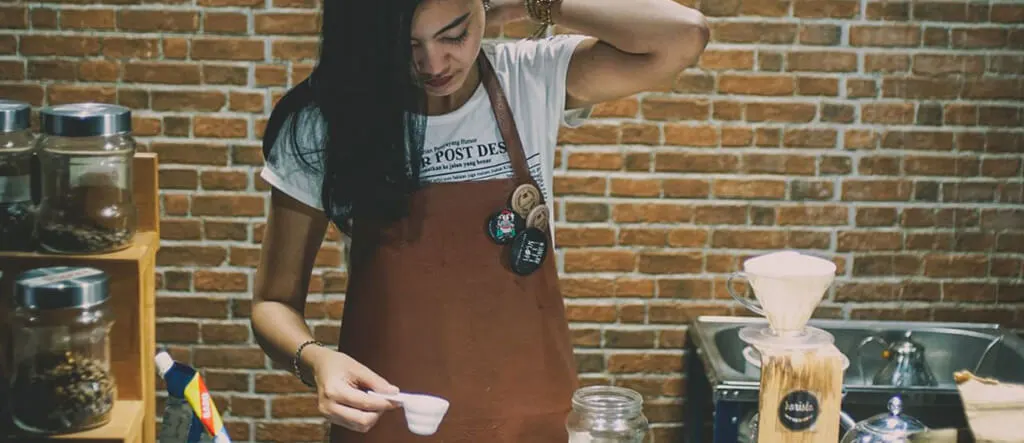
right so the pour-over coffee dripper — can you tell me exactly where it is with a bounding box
[728,250,838,349]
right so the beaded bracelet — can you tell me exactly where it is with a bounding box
[525,0,561,39]
[293,340,323,388]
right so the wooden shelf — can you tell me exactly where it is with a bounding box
[1,153,160,443]
[35,400,145,443]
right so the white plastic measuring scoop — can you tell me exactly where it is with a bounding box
[368,391,450,436]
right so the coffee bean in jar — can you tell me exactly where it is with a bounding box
[0,99,37,252]
[10,351,116,433]
[36,103,137,255]
[10,267,117,435]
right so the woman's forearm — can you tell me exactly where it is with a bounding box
[553,0,708,55]
[252,300,329,380]
[495,0,708,56]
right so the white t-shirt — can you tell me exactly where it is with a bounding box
[260,35,592,238]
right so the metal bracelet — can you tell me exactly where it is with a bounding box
[293,340,324,388]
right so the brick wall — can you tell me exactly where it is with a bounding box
[1,0,1022,441]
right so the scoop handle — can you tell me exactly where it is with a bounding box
[727,271,764,316]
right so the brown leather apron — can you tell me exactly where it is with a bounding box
[330,52,579,442]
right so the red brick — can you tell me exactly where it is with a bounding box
[255,65,289,87]
[741,154,816,175]
[118,10,198,32]
[843,180,912,201]
[718,74,794,96]
[711,22,797,44]
[21,35,101,56]
[558,125,620,144]
[865,54,910,73]
[124,62,200,85]
[610,178,660,197]
[694,205,746,225]
[567,152,622,170]
[255,423,326,442]
[642,97,710,121]
[777,206,848,225]
[151,143,228,165]
[658,279,712,299]
[78,60,119,82]
[556,227,615,247]
[838,231,902,251]
[784,129,837,148]
[192,38,265,61]
[638,252,703,274]
[202,323,250,343]
[674,73,714,94]
[794,0,859,18]
[621,123,659,145]
[663,124,717,147]
[883,77,961,99]
[607,352,683,373]
[272,40,320,60]
[787,51,857,72]
[862,103,914,124]
[662,179,710,198]
[745,102,816,123]
[564,250,636,272]
[882,130,955,151]
[712,229,785,249]
[47,85,116,105]
[799,24,841,45]
[859,156,901,175]
[952,29,1007,49]
[255,12,320,35]
[192,195,265,216]
[565,202,608,222]
[992,4,1024,23]
[195,116,247,138]
[62,9,116,29]
[797,77,838,96]
[156,296,229,319]
[204,12,248,34]
[554,176,605,196]
[851,25,921,47]
[613,204,694,223]
[924,255,989,278]
[657,152,739,173]
[697,50,754,70]
[713,179,785,199]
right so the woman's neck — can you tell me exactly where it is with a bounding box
[423,60,481,116]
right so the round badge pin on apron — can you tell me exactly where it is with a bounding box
[487,207,525,244]
[526,204,549,232]
[510,183,541,218]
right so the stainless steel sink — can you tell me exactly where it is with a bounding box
[697,316,1024,389]
[684,316,1024,443]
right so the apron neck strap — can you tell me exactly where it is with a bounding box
[478,52,535,188]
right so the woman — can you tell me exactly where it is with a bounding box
[252,0,708,440]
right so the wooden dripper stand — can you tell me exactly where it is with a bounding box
[728,251,848,443]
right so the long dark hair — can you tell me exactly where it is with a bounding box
[262,0,426,235]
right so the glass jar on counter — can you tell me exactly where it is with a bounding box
[9,266,117,435]
[567,386,649,443]
[0,99,37,252]
[37,103,136,254]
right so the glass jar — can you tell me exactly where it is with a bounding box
[37,103,136,254]
[0,99,37,252]
[566,386,649,443]
[9,266,117,435]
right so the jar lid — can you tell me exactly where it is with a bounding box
[15,266,110,310]
[0,99,30,133]
[40,103,131,137]
[861,396,927,437]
